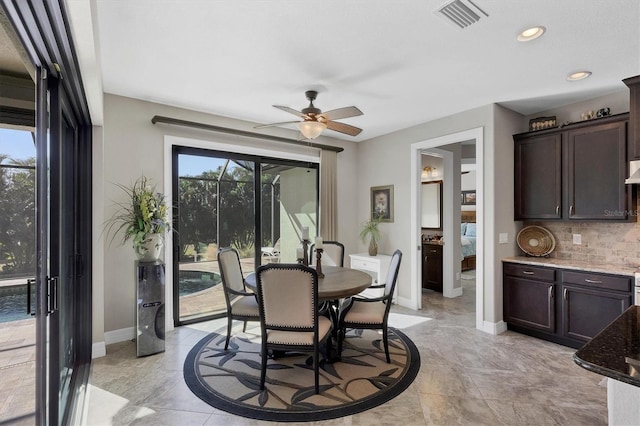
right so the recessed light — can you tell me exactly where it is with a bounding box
[517,26,546,42]
[567,71,592,81]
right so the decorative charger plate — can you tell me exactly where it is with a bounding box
[517,225,556,256]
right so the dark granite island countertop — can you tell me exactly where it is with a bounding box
[574,305,640,387]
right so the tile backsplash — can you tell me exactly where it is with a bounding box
[525,204,640,269]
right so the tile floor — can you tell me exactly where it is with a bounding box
[85,275,608,425]
[0,318,36,425]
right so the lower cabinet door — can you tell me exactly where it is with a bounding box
[422,245,443,292]
[562,284,631,342]
[504,276,555,333]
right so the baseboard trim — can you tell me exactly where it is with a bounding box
[104,327,135,345]
[396,296,418,310]
[444,287,463,298]
[92,342,106,359]
[481,320,507,335]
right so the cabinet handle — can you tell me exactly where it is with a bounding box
[563,288,568,300]
[548,285,554,299]
[556,206,560,216]
[569,205,574,215]
[522,270,535,275]
[584,279,603,284]
[430,250,437,253]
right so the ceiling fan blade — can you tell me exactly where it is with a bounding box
[273,105,306,118]
[326,120,363,136]
[254,120,301,129]
[320,106,363,121]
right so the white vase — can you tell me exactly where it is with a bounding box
[135,234,163,262]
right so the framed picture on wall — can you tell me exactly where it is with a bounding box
[462,190,476,205]
[371,185,394,222]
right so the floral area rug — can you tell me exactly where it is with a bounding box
[183,325,420,422]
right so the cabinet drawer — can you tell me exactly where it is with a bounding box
[562,271,631,292]
[350,257,377,271]
[423,244,442,255]
[503,263,555,281]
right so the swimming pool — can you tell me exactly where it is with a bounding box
[0,271,221,323]
[0,284,32,323]
[179,270,222,296]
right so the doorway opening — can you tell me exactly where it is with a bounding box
[411,128,484,330]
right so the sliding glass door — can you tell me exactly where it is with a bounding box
[259,161,318,266]
[1,2,94,424]
[172,146,318,325]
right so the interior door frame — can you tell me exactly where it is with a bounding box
[410,127,484,330]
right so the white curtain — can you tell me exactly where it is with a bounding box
[319,149,337,240]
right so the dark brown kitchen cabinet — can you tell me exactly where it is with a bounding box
[503,261,632,349]
[503,263,555,333]
[514,132,562,220]
[513,113,634,221]
[561,270,632,343]
[422,243,442,292]
[566,119,629,220]
[623,75,640,160]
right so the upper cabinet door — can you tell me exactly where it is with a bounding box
[514,132,562,220]
[566,119,629,220]
[623,75,640,160]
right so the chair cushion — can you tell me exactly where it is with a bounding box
[230,295,260,317]
[343,300,386,325]
[266,316,332,346]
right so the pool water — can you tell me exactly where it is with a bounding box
[179,271,222,296]
[0,284,33,323]
[0,271,221,322]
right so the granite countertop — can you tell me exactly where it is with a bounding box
[574,306,640,387]
[503,256,638,277]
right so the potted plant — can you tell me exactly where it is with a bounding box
[360,216,382,256]
[105,175,171,261]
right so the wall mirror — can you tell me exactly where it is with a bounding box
[421,180,442,230]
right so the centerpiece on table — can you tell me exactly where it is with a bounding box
[105,175,171,262]
[360,215,382,256]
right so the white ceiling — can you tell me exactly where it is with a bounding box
[71,0,640,142]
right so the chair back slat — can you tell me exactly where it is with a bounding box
[384,250,402,300]
[257,264,317,330]
[218,247,246,295]
[310,241,344,267]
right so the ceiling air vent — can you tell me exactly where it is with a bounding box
[436,0,488,29]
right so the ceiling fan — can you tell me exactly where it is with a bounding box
[255,90,363,139]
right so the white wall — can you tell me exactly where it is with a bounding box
[355,104,522,327]
[98,94,358,337]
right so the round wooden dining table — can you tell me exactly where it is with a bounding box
[244,265,372,362]
[244,265,372,301]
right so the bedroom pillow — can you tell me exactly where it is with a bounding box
[461,223,467,235]
[465,223,476,237]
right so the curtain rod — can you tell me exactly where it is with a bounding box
[151,115,344,153]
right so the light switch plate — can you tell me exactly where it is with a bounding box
[499,233,508,244]
[573,234,582,245]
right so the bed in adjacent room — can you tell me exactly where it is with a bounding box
[461,211,476,271]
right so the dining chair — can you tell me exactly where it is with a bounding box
[309,240,344,267]
[255,263,332,394]
[218,247,260,350]
[337,249,402,363]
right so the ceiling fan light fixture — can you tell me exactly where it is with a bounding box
[517,26,546,42]
[298,121,326,139]
[567,71,592,81]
